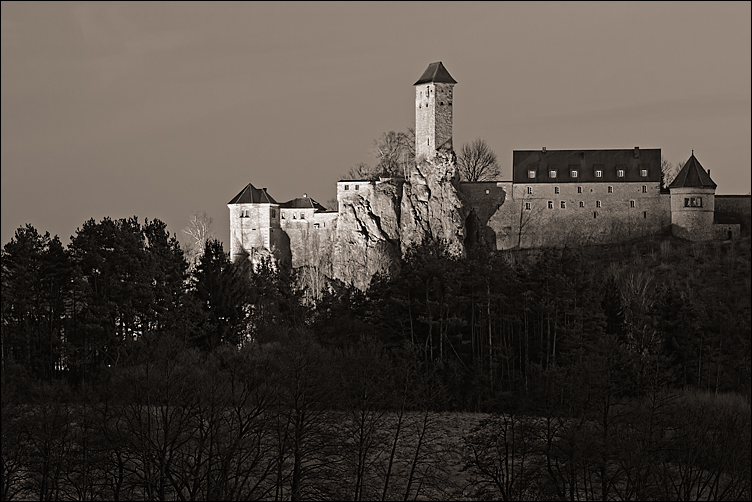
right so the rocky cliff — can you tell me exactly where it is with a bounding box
[331,151,467,289]
[399,150,466,257]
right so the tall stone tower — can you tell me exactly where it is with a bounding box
[414,62,457,161]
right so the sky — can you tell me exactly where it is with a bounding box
[2,1,750,249]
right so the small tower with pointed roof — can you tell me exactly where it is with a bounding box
[414,62,457,161]
[669,152,717,241]
[227,182,288,263]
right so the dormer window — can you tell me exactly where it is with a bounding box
[549,170,557,178]
[595,170,603,178]
[617,169,625,178]
[571,170,578,178]
[528,170,536,179]
[641,169,648,177]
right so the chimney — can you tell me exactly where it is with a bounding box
[634,146,639,158]
[707,169,710,178]
[303,193,308,198]
[542,147,546,153]
[262,188,267,192]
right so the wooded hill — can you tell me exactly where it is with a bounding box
[2,217,750,500]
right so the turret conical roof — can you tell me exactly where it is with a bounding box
[669,153,716,189]
[228,183,278,204]
[414,62,457,85]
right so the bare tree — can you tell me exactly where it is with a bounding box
[661,157,683,190]
[457,139,500,182]
[342,128,415,181]
[183,211,214,270]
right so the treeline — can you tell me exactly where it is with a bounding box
[2,216,751,500]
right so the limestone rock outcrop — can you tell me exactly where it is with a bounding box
[332,181,402,290]
[399,150,467,257]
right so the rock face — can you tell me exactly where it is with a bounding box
[399,150,467,257]
[330,151,468,289]
[332,180,402,290]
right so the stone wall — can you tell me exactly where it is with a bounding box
[228,203,289,263]
[458,182,507,250]
[487,182,670,249]
[415,83,454,160]
[715,195,751,235]
[670,188,715,241]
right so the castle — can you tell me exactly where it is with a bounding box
[228,62,748,286]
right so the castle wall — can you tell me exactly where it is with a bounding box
[670,188,715,241]
[488,181,670,249]
[280,209,336,270]
[715,195,751,234]
[458,182,508,249]
[228,203,282,261]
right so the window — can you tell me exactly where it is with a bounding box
[578,186,582,194]
[314,223,320,228]
[525,202,531,210]
[641,169,648,177]
[281,213,285,219]
[293,214,297,220]
[608,186,614,193]
[344,184,349,190]
[554,186,560,194]
[594,211,598,218]
[527,186,533,194]
[617,169,625,178]
[596,200,601,208]
[561,201,566,209]
[571,170,578,178]
[355,184,359,190]
[643,211,647,219]
[485,189,490,194]
[595,170,603,178]
[528,170,536,179]
[579,201,584,208]
[686,197,703,207]
[642,185,647,193]
[549,170,557,178]
[630,200,635,208]
[548,201,553,209]
[300,213,305,219]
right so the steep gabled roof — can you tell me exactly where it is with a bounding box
[228,183,278,204]
[414,61,457,85]
[280,197,327,212]
[669,153,716,189]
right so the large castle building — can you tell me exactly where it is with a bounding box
[228,62,748,274]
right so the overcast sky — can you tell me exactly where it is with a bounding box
[2,1,750,248]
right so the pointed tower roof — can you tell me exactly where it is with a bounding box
[280,196,327,212]
[414,61,457,85]
[669,153,717,189]
[228,183,278,204]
